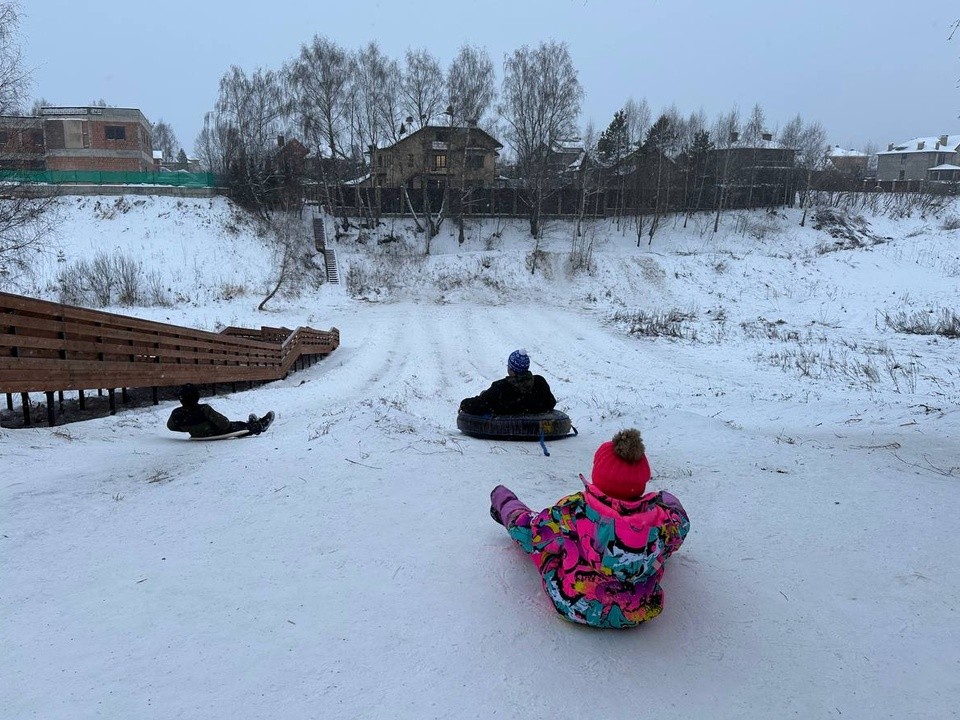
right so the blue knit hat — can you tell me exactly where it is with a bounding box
[508,348,530,373]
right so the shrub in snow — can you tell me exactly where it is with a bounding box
[56,250,144,307]
[611,308,697,339]
[940,214,960,231]
[884,309,960,339]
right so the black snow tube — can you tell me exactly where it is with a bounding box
[456,410,576,441]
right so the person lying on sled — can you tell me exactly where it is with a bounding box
[166,384,272,438]
[459,348,556,416]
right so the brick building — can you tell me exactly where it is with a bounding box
[41,106,154,172]
[0,106,154,173]
[0,116,45,170]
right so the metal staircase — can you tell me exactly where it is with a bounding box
[312,213,339,285]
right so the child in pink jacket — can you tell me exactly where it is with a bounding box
[490,428,689,628]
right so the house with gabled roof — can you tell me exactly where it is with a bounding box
[370,125,501,190]
[876,134,960,181]
[826,146,869,178]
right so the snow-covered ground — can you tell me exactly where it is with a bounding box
[2,196,959,719]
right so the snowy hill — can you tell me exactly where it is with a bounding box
[2,195,959,719]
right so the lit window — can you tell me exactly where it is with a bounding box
[434,154,447,169]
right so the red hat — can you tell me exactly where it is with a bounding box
[590,429,651,500]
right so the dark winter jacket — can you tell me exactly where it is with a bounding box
[459,371,557,416]
[167,403,233,438]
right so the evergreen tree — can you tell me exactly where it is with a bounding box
[642,114,678,156]
[176,148,188,170]
[681,129,714,212]
[597,109,629,164]
[685,129,714,166]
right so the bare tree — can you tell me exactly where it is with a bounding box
[288,35,352,159]
[348,42,402,224]
[194,110,238,176]
[711,106,740,232]
[0,1,57,281]
[351,42,401,149]
[151,118,180,162]
[0,1,28,113]
[796,120,827,226]
[29,97,52,116]
[500,41,583,237]
[401,48,445,129]
[287,35,354,226]
[742,103,767,205]
[447,44,496,126]
[742,103,766,145]
[210,65,292,216]
[622,97,651,150]
[258,212,311,311]
[862,140,879,176]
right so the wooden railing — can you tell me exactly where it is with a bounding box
[0,291,339,425]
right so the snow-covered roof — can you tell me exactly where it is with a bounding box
[928,163,960,171]
[343,173,370,186]
[879,135,960,155]
[552,139,583,153]
[827,146,867,158]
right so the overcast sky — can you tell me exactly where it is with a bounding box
[18,0,960,154]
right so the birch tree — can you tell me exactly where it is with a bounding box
[0,1,57,280]
[401,48,445,128]
[288,35,352,160]
[287,35,354,224]
[499,41,583,237]
[447,44,496,127]
[623,97,651,150]
[0,2,28,114]
[797,120,827,226]
[711,107,740,232]
[211,65,291,215]
[151,119,180,162]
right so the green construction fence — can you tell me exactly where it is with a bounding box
[0,170,216,187]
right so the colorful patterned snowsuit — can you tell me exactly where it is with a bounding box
[506,485,689,628]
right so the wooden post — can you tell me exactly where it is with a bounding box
[6,393,12,411]
[46,391,56,427]
[21,392,31,427]
[58,390,65,410]
[151,387,159,405]
[108,389,116,415]
[121,387,129,404]
[78,389,85,410]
